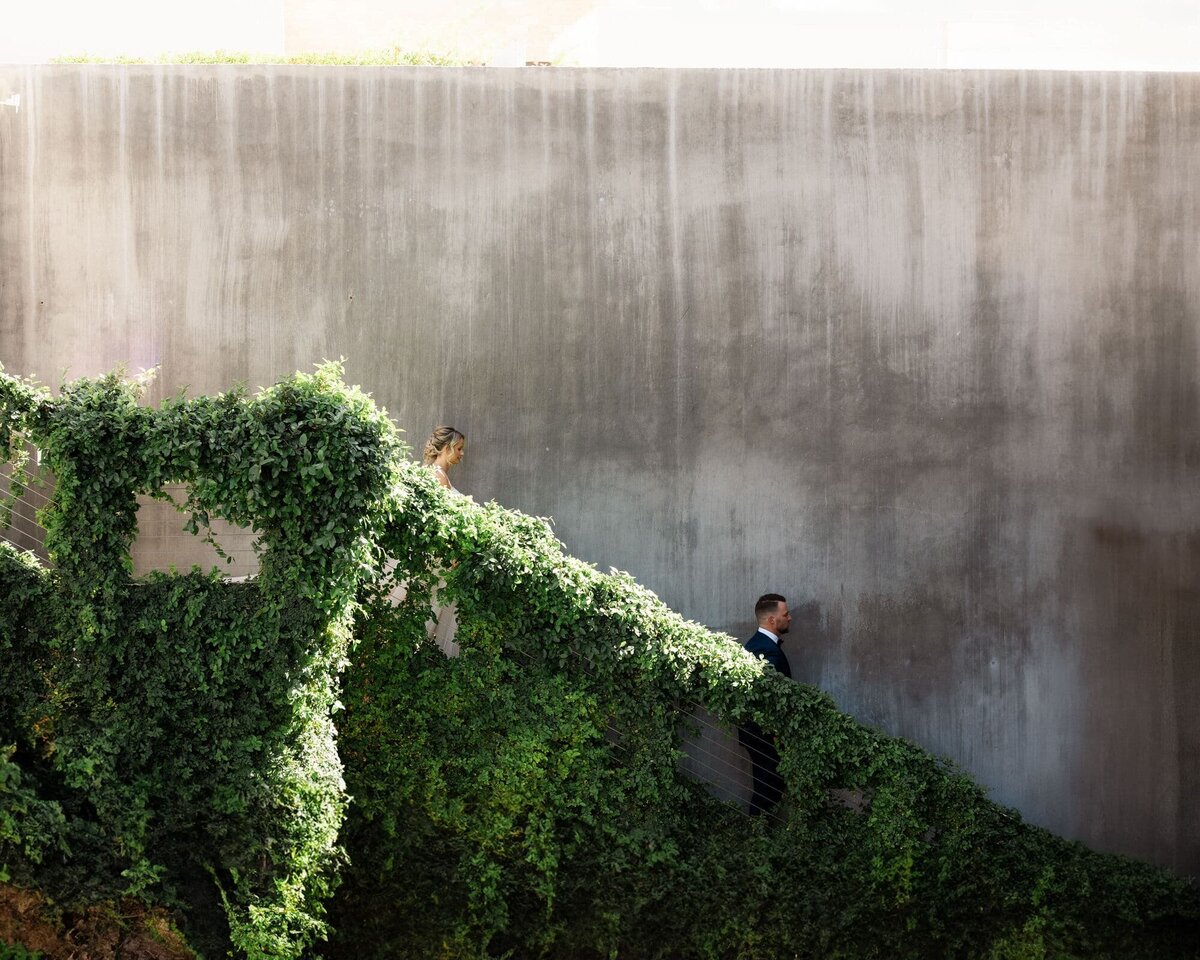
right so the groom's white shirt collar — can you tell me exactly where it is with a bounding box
[757,627,780,643]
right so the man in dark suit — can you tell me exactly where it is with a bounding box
[738,593,792,816]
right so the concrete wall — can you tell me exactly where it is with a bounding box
[1,65,1197,878]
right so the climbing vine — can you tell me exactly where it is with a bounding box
[0,361,399,959]
[1,362,1197,959]
[332,463,1200,959]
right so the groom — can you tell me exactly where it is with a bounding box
[738,593,792,816]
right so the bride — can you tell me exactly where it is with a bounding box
[423,426,466,491]
[420,426,466,655]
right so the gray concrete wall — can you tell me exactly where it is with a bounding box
[1,65,1197,878]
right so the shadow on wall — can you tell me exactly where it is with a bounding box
[1071,522,1200,874]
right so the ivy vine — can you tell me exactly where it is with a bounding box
[1,362,1197,959]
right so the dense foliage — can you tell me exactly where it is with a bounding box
[2,363,1198,959]
[0,942,42,960]
[331,463,1200,960]
[1,362,399,958]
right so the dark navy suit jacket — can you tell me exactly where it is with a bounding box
[743,629,792,679]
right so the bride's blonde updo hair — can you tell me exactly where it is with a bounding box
[423,425,466,464]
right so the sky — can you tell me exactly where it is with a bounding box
[1,0,283,62]
[1,0,1199,70]
[553,0,1200,69]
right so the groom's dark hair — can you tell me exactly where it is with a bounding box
[755,593,787,620]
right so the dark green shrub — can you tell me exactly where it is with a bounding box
[0,362,399,958]
[329,460,1200,959]
[0,941,43,960]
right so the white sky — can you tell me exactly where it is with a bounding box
[2,0,1199,69]
[1,0,283,62]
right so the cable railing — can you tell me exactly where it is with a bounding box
[0,470,263,577]
[0,453,54,563]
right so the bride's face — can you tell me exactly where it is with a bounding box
[447,440,466,466]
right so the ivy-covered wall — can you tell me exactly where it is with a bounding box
[3,65,1199,878]
[2,365,1197,959]
[0,363,399,957]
